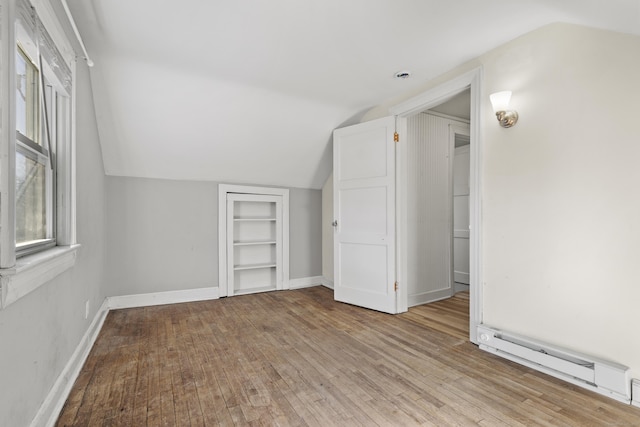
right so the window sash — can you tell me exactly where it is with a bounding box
[16,46,41,145]
[14,42,58,257]
[15,141,55,255]
[16,131,48,157]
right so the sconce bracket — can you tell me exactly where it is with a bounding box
[496,111,518,128]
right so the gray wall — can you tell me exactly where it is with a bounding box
[0,58,107,425]
[289,188,322,279]
[106,178,218,296]
[106,178,322,296]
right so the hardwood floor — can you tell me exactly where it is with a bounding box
[56,287,640,426]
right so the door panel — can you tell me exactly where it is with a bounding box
[338,128,389,181]
[340,243,389,293]
[333,116,396,314]
[340,186,388,234]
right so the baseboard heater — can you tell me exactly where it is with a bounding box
[477,325,631,404]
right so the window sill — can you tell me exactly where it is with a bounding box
[0,244,80,309]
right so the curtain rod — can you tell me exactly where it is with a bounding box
[60,0,94,67]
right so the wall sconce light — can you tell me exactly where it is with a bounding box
[490,91,518,128]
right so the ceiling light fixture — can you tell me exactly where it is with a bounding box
[394,70,411,79]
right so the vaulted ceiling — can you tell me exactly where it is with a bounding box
[66,0,640,189]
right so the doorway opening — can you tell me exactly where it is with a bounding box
[405,94,471,307]
[330,68,482,343]
[391,67,482,343]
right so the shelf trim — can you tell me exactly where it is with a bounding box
[234,263,277,271]
[233,285,278,296]
[233,240,277,246]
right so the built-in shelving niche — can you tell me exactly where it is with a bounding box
[219,185,289,297]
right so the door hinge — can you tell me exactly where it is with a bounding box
[394,281,398,292]
[393,132,399,142]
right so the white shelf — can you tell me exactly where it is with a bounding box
[233,263,277,271]
[233,240,277,246]
[233,217,276,222]
[233,285,277,296]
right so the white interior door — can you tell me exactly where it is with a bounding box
[333,116,397,314]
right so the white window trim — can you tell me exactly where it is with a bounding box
[0,244,79,307]
[0,0,78,309]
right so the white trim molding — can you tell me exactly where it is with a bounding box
[632,379,640,408]
[0,245,80,308]
[107,287,220,310]
[30,0,76,66]
[289,276,323,290]
[31,298,109,427]
[321,277,334,290]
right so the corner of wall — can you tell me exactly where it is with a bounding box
[31,298,109,427]
[320,276,334,290]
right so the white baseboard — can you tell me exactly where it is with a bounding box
[633,379,640,408]
[454,282,470,293]
[288,276,323,290]
[408,289,451,307]
[108,286,219,310]
[454,271,469,284]
[32,299,109,427]
[321,277,334,290]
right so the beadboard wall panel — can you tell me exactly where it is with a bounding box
[406,113,464,306]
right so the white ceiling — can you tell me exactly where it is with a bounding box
[430,90,471,121]
[66,0,640,189]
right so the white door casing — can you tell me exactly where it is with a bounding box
[390,67,483,343]
[452,131,471,285]
[333,116,397,314]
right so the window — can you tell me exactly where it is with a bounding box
[0,0,78,308]
[15,45,57,256]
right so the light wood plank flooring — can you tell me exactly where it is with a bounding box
[56,287,640,426]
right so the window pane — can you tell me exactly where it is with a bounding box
[16,52,27,136]
[16,150,47,244]
[16,48,40,144]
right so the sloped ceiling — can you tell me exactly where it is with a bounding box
[66,0,640,189]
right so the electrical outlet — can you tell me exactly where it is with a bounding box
[85,300,90,320]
